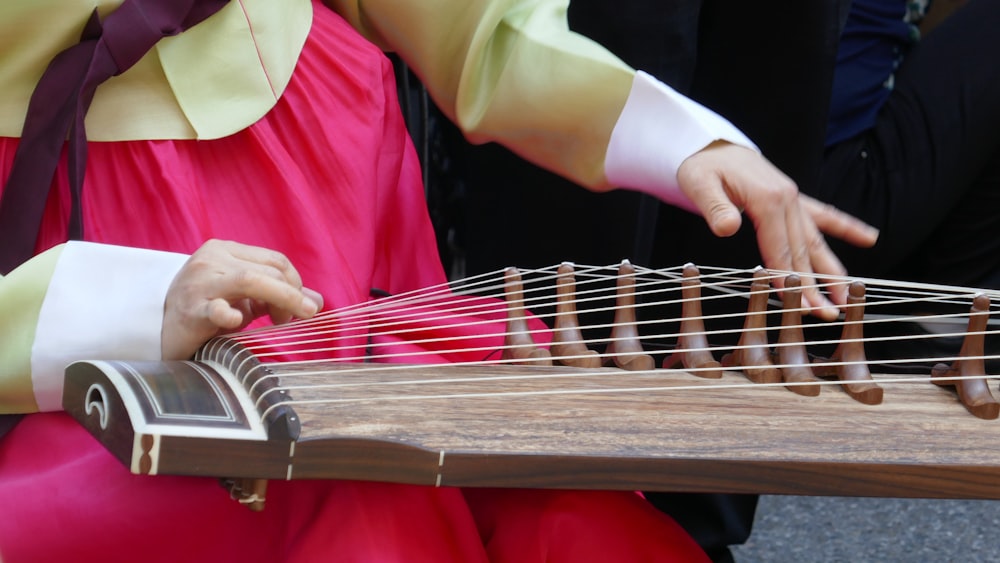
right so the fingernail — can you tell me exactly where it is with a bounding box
[301,296,319,317]
[821,304,841,321]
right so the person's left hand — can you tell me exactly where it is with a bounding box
[161,239,323,360]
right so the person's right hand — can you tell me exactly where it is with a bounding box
[161,239,323,360]
[677,141,880,320]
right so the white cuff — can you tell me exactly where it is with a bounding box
[31,242,189,411]
[605,71,758,213]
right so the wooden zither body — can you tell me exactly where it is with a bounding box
[63,262,1000,505]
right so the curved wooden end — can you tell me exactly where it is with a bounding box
[735,364,783,385]
[610,352,657,372]
[221,478,268,512]
[829,281,882,405]
[503,346,554,366]
[777,275,821,396]
[663,352,723,379]
[722,346,781,384]
[551,262,602,368]
[723,269,779,383]
[501,267,553,366]
[552,348,603,369]
[782,366,822,397]
[842,381,884,406]
[604,261,655,372]
[933,363,1000,420]
[664,264,722,378]
[931,294,999,419]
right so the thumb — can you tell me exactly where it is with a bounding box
[685,177,744,238]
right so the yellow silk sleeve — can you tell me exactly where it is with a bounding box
[326,0,636,190]
[0,245,64,414]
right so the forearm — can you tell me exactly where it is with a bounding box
[327,0,755,207]
[329,0,631,188]
[0,246,61,413]
[0,243,187,413]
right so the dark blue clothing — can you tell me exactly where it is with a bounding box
[826,0,919,145]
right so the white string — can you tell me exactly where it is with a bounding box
[234,288,994,367]
[258,371,1000,423]
[229,266,994,363]
[189,262,1000,416]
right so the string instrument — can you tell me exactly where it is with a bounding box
[63,262,1000,510]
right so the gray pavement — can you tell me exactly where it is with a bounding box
[730,495,1000,562]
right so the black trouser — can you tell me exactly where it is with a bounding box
[817,0,1000,289]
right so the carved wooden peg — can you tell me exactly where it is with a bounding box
[776,275,822,396]
[812,281,882,405]
[551,263,602,368]
[221,477,268,512]
[931,294,999,420]
[604,261,655,371]
[501,268,553,366]
[663,264,722,378]
[722,267,780,384]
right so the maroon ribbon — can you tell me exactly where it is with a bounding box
[0,0,229,440]
[0,0,229,275]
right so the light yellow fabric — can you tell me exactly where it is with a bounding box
[0,245,64,414]
[328,0,635,190]
[0,0,312,141]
